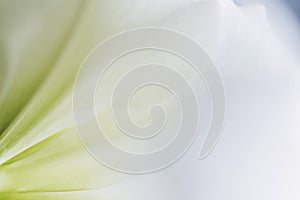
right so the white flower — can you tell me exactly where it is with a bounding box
[0,0,299,199]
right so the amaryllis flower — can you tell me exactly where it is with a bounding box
[0,0,299,199]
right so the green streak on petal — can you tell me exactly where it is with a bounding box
[0,0,122,198]
[0,0,83,135]
[0,128,118,193]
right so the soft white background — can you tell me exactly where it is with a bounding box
[97,0,300,199]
